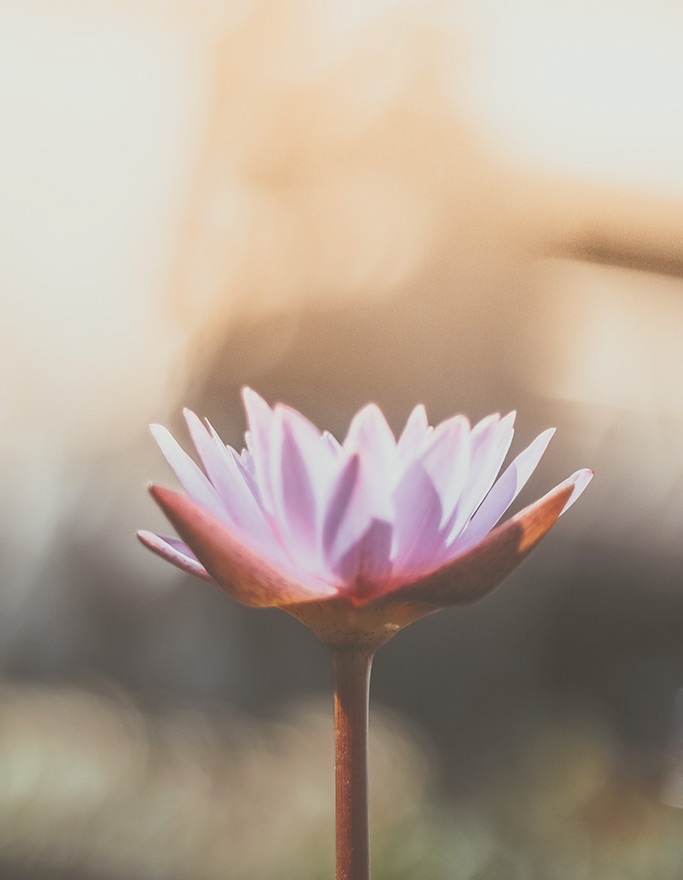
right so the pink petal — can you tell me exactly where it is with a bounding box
[559,468,594,512]
[183,410,271,535]
[370,479,575,609]
[392,460,445,571]
[150,424,225,520]
[137,530,216,584]
[397,404,429,460]
[183,409,236,502]
[448,427,556,556]
[418,414,471,523]
[322,430,342,455]
[229,444,261,501]
[322,452,394,578]
[448,411,516,537]
[343,403,398,493]
[268,405,320,560]
[242,387,277,513]
[322,455,360,570]
[333,518,393,585]
[148,485,338,606]
[322,453,361,563]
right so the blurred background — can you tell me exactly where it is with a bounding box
[2,0,683,876]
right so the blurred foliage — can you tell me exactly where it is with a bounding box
[0,683,682,879]
[0,683,433,880]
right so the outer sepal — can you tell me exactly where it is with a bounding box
[369,481,575,609]
[147,485,338,607]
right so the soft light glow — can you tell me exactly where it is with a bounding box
[0,3,213,453]
[461,0,683,195]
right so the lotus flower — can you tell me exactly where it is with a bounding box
[139,389,592,648]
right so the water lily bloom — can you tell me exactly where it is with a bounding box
[139,389,592,649]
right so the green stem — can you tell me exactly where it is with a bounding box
[331,645,374,880]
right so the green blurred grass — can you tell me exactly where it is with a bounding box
[0,683,681,880]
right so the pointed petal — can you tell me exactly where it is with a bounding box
[268,405,320,559]
[137,530,217,584]
[334,518,393,585]
[183,410,267,531]
[148,485,337,607]
[418,414,471,523]
[368,480,574,608]
[392,460,445,570]
[228,443,261,501]
[322,451,396,578]
[448,428,556,556]
[241,387,276,513]
[343,403,398,493]
[559,468,593,512]
[447,411,516,538]
[322,453,361,563]
[150,424,225,519]
[397,404,429,460]
[322,430,342,455]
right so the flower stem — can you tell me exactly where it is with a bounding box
[331,645,374,880]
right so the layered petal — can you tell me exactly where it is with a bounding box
[448,427,556,557]
[417,414,470,525]
[560,468,594,511]
[150,424,225,520]
[242,387,277,514]
[447,411,516,539]
[141,391,592,640]
[137,530,216,584]
[267,404,343,569]
[397,404,429,461]
[370,478,577,610]
[183,409,272,540]
[343,403,398,500]
[391,459,444,571]
[322,452,394,581]
[334,518,393,586]
[147,485,338,606]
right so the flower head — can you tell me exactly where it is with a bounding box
[139,390,592,648]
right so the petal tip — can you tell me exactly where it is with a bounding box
[242,386,268,408]
[561,467,594,513]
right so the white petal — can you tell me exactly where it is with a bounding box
[322,454,361,568]
[342,403,396,517]
[322,430,343,455]
[267,405,321,561]
[343,403,399,494]
[242,387,277,514]
[231,444,260,499]
[184,409,274,541]
[448,427,556,556]
[137,530,216,583]
[322,453,394,577]
[559,468,594,512]
[418,414,471,524]
[448,411,516,538]
[392,460,445,571]
[397,404,429,461]
[150,424,225,519]
[333,518,393,585]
